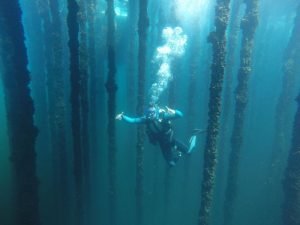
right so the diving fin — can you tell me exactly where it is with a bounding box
[188,135,197,154]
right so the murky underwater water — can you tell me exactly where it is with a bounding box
[0,0,299,225]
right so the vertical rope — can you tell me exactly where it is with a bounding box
[218,0,242,189]
[0,1,40,224]
[221,0,242,129]
[78,1,91,222]
[47,0,69,224]
[198,1,231,224]
[105,0,117,224]
[269,3,300,182]
[87,0,99,185]
[35,2,59,224]
[223,1,259,224]
[67,1,83,225]
[127,0,138,112]
[136,0,149,224]
[282,5,300,225]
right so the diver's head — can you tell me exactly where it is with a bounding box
[145,104,159,120]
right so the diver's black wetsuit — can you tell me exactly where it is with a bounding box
[122,109,188,165]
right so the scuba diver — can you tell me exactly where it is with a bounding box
[116,104,202,166]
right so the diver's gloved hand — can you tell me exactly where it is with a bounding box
[165,106,175,115]
[115,112,124,120]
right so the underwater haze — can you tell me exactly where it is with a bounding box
[0,0,300,225]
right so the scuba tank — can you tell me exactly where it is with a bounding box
[146,111,172,145]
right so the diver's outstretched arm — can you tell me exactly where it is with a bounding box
[116,112,146,124]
